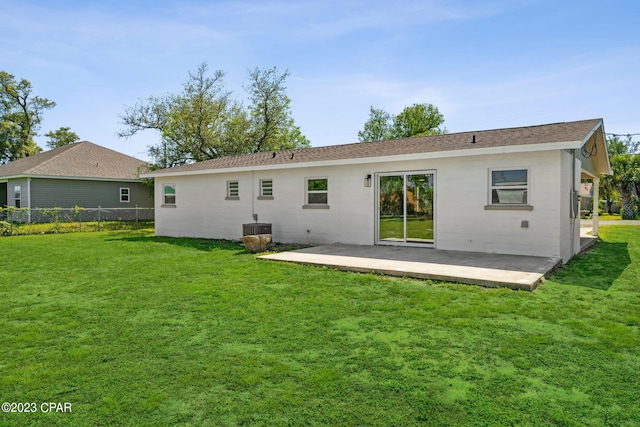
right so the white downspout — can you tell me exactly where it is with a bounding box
[251,170,256,222]
[570,149,584,258]
[592,177,600,237]
[570,150,576,257]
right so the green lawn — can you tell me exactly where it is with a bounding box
[598,213,623,220]
[0,227,638,426]
[379,217,434,241]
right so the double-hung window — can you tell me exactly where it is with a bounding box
[490,169,528,205]
[163,184,176,206]
[120,187,130,203]
[14,185,21,208]
[305,177,328,207]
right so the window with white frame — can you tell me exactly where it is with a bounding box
[14,185,21,208]
[227,181,239,199]
[163,184,176,205]
[260,179,273,198]
[306,177,328,205]
[490,169,528,205]
[120,187,130,203]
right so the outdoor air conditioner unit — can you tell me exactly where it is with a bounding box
[242,223,272,236]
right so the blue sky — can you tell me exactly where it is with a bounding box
[2,0,639,161]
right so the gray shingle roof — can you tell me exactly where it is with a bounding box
[0,141,148,180]
[146,118,603,176]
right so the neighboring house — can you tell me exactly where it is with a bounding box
[142,119,611,263]
[581,182,622,215]
[0,141,154,221]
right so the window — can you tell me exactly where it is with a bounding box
[120,187,130,203]
[14,185,21,208]
[490,169,528,205]
[226,181,239,199]
[306,177,328,206]
[260,179,273,199]
[163,184,176,206]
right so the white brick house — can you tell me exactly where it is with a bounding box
[142,119,611,263]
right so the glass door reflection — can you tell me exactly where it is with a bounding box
[378,172,434,244]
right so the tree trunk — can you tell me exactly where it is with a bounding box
[619,190,636,219]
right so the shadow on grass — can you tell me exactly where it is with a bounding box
[550,241,630,290]
[106,234,247,254]
[106,233,312,257]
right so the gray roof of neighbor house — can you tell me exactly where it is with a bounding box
[143,118,608,177]
[0,141,148,181]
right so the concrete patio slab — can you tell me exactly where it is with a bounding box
[258,245,563,291]
[579,225,597,253]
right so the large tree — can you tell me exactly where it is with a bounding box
[162,64,237,162]
[119,64,309,168]
[0,71,55,163]
[246,67,309,153]
[118,93,175,168]
[358,103,445,142]
[392,103,445,138]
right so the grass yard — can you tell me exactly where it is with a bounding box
[0,227,639,426]
[598,213,623,220]
[379,217,434,241]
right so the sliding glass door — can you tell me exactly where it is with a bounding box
[377,171,435,245]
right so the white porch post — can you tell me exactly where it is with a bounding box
[592,177,600,237]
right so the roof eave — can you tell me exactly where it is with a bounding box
[0,174,143,182]
[141,140,586,178]
[577,120,611,176]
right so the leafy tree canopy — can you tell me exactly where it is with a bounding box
[357,107,393,142]
[0,71,54,163]
[1,71,79,163]
[358,103,445,142]
[45,127,80,149]
[607,134,639,157]
[393,103,445,138]
[118,63,310,168]
[602,135,640,219]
